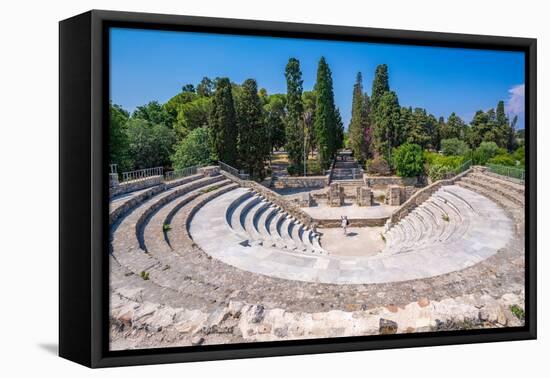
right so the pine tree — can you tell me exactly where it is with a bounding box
[348,72,370,161]
[209,77,238,165]
[314,57,340,168]
[235,79,269,179]
[284,58,305,172]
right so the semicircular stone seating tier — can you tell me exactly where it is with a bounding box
[189,184,514,285]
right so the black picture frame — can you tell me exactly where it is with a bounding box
[59,9,537,368]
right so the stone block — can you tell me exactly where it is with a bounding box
[198,165,220,177]
[356,186,373,206]
[386,185,402,206]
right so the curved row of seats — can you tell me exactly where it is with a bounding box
[381,185,478,256]
[225,191,327,255]
[109,172,244,311]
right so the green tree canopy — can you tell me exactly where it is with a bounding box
[441,138,471,156]
[209,77,238,165]
[174,97,212,140]
[109,103,131,171]
[284,58,305,172]
[133,101,172,127]
[197,76,215,97]
[236,79,270,179]
[314,57,340,168]
[171,127,214,169]
[348,72,370,161]
[126,118,176,169]
[264,93,287,152]
[373,91,402,160]
[392,143,425,177]
[370,64,390,111]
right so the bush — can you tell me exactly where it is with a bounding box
[287,165,298,176]
[428,164,454,181]
[488,154,516,166]
[471,141,499,165]
[366,156,391,176]
[513,146,525,166]
[171,127,214,169]
[392,143,425,177]
[441,138,471,156]
[424,151,464,169]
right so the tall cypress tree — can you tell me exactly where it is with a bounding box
[348,72,369,161]
[284,58,305,172]
[209,77,237,165]
[314,57,340,168]
[370,64,390,112]
[370,64,391,159]
[373,91,402,160]
[235,79,269,179]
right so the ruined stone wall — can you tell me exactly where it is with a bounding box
[271,175,329,189]
[365,175,420,189]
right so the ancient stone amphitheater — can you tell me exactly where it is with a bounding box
[109,167,525,350]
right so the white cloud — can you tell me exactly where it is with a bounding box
[505,83,525,116]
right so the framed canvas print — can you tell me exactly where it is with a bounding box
[59,10,537,368]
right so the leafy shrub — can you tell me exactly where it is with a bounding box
[428,164,454,181]
[509,305,525,320]
[424,151,464,169]
[162,224,171,232]
[366,157,391,176]
[441,138,471,156]
[306,160,323,175]
[392,143,425,177]
[513,146,525,166]
[140,271,150,281]
[287,165,298,176]
[488,154,516,166]
[471,141,499,165]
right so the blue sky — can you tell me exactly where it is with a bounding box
[110,28,525,129]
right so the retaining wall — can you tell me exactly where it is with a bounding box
[364,175,420,189]
[387,167,477,227]
[271,175,329,189]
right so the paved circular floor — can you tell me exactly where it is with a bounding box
[189,186,513,285]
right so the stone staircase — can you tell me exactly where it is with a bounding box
[331,151,362,181]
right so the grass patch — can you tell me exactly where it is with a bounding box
[140,271,150,281]
[200,185,218,194]
[442,214,450,222]
[163,224,171,232]
[509,305,525,320]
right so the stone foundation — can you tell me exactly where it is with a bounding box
[386,185,402,206]
[328,183,345,207]
[356,186,373,206]
[365,175,420,189]
[271,175,329,189]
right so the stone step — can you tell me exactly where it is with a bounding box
[468,172,524,194]
[142,179,234,253]
[461,176,524,206]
